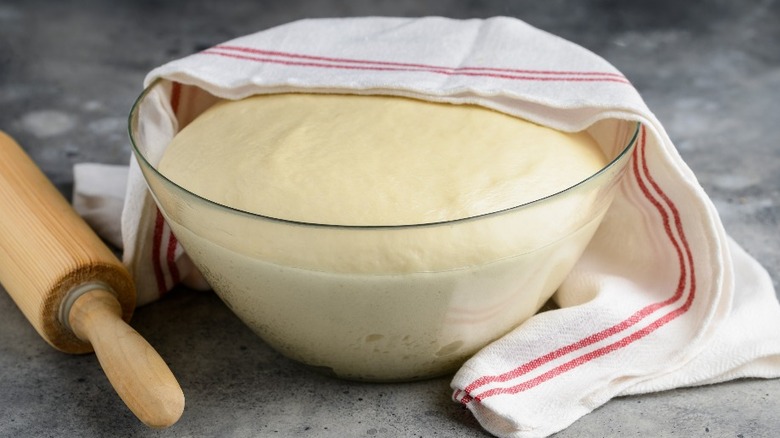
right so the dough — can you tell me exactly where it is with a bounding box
[154,93,618,379]
[158,93,606,226]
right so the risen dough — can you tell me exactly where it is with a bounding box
[158,93,606,226]
[153,93,618,379]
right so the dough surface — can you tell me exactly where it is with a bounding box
[158,93,607,226]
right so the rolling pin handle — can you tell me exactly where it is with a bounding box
[66,287,185,428]
[0,131,183,427]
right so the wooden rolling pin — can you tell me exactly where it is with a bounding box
[0,131,184,428]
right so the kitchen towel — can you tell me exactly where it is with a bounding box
[77,17,780,438]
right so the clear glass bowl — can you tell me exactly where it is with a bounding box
[129,80,640,381]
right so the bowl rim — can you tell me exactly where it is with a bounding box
[128,80,640,230]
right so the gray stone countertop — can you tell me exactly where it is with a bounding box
[1,1,779,436]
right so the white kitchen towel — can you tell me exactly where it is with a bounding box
[73,163,128,250]
[86,16,780,438]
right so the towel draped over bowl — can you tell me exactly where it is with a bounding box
[74,17,780,438]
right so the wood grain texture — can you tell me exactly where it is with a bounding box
[0,131,184,427]
[0,131,135,352]
[69,289,185,428]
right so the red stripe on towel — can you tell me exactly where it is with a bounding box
[215,45,627,80]
[152,209,167,297]
[166,230,180,286]
[459,127,696,403]
[201,49,631,84]
[170,82,182,114]
[151,82,183,296]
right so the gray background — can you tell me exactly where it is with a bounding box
[1,0,779,436]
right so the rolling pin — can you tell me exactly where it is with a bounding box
[0,131,184,428]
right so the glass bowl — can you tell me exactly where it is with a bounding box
[129,80,639,382]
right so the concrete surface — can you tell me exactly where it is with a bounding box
[1,0,779,436]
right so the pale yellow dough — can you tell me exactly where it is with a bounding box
[159,93,606,226]
[154,93,619,379]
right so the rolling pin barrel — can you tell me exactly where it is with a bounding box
[0,131,184,428]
